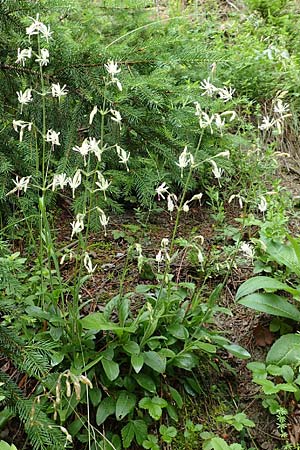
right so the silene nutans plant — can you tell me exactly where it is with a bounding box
[2,5,297,450]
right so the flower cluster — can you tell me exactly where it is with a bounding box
[194,102,236,135]
[105,60,122,91]
[259,96,291,134]
[200,77,235,102]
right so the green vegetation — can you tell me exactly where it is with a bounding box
[1,0,300,449]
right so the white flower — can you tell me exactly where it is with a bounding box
[88,137,102,161]
[97,208,109,236]
[116,145,130,171]
[89,105,98,125]
[39,23,53,42]
[35,48,49,66]
[51,83,68,98]
[217,86,235,102]
[105,60,122,91]
[95,172,111,199]
[51,173,68,191]
[16,48,32,66]
[73,140,91,166]
[214,114,226,134]
[6,175,31,196]
[240,242,254,260]
[274,99,290,117]
[105,60,121,76]
[258,115,276,131]
[220,110,236,122]
[258,195,267,212]
[199,111,214,133]
[167,193,177,213]
[26,15,52,42]
[12,120,32,142]
[176,146,194,177]
[17,89,33,107]
[156,182,169,200]
[110,109,122,127]
[70,213,85,239]
[46,129,60,146]
[68,170,82,198]
[156,249,164,264]
[210,160,223,179]
[84,253,97,274]
[200,77,217,97]
[228,194,244,209]
[182,202,189,213]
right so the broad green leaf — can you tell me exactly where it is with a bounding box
[264,239,300,276]
[238,293,300,321]
[123,341,140,355]
[267,334,300,366]
[121,422,134,448]
[223,344,251,359]
[131,354,144,373]
[96,397,116,425]
[172,353,198,370]
[281,365,294,383]
[143,351,166,373]
[168,323,189,340]
[134,373,156,393]
[204,437,230,450]
[102,358,119,381]
[236,276,299,300]
[166,403,178,421]
[191,341,216,353]
[116,391,136,420]
[132,420,148,445]
[169,386,183,408]
[118,297,129,326]
[159,425,177,443]
[81,312,136,332]
[89,388,102,407]
[139,396,167,420]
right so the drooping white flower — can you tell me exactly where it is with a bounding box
[16,48,32,66]
[88,137,102,161]
[273,99,290,117]
[105,60,121,77]
[70,213,85,238]
[6,175,31,196]
[167,193,177,213]
[198,111,215,133]
[84,253,97,274]
[258,115,276,131]
[182,202,189,213]
[258,195,267,213]
[51,83,68,98]
[228,194,244,209]
[105,60,122,91]
[214,114,226,134]
[26,15,52,42]
[95,172,111,199]
[110,109,122,127]
[116,145,130,171]
[35,48,49,66]
[176,146,194,177]
[73,140,91,166]
[12,120,32,142]
[210,160,223,180]
[217,86,235,102]
[240,242,254,260]
[17,88,33,108]
[46,129,60,146]
[96,208,109,236]
[200,77,217,97]
[89,105,98,125]
[156,182,169,200]
[51,173,68,191]
[68,170,82,198]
